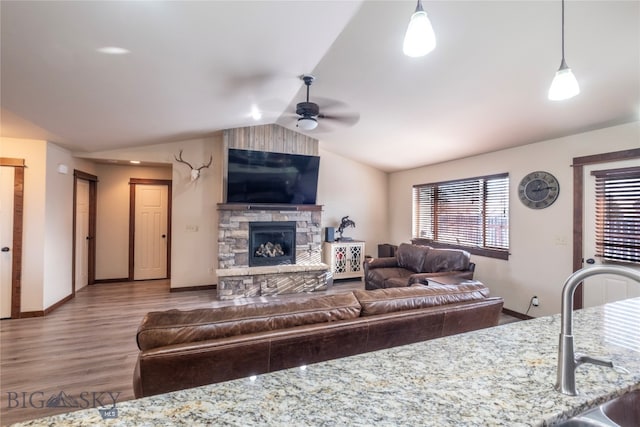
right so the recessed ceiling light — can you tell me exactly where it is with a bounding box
[130,160,141,164]
[251,106,262,121]
[97,46,130,55]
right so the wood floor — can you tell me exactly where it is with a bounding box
[0,280,518,425]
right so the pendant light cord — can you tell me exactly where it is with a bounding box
[561,0,565,61]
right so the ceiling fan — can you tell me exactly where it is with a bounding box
[292,75,359,132]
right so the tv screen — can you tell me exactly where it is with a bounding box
[226,149,320,205]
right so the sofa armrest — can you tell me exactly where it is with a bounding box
[365,257,398,270]
[363,256,398,278]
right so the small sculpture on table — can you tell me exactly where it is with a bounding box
[337,216,356,241]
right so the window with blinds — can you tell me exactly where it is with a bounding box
[592,166,640,264]
[413,173,509,258]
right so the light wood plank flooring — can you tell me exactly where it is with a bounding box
[0,280,518,425]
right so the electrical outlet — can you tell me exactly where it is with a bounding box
[532,296,539,307]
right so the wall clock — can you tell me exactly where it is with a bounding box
[518,171,560,209]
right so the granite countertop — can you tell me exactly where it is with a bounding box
[14,298,640,426]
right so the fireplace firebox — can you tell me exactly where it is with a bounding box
[249,221,296,267]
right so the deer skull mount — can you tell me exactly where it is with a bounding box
[174,150,213,181]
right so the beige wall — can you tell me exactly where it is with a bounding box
[317,147,388,258]
[388,121,640,317]
[42,143,75,307]
[80,135,224,288]
[82,134,387,288]
[0,137,95,312]
[94,163,172,280]
[1,138,47,312]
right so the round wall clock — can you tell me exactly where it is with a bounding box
[518,171,560,209]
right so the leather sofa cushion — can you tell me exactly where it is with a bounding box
[136,292,362,351]
[353,283,489,316]
[422,248,470,273]
[395,243,430,273]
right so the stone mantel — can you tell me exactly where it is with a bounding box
[216,263,330,278]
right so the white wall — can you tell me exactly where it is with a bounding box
[389,121,640,316]
[42,143,75,307]
[317,147,389,258]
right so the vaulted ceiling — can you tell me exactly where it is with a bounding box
[2,1,638,172]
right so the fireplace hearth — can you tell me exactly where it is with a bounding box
[249,221,296,267]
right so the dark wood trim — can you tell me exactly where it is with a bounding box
[44,294,74,315]
[129,179,172,281]
[72,170,98,294]
[571,148,640,310]
[217,203,323,211]
[11,166,24,318]
[129,178,172,186]
[72,175,77,295]
[169,284,217,292]
[572,148,640,167]
[73,170,98,182]
[502,308,533,321]
[0,158,26,167]
[88,179,97,285]
[572,164,584,309]
[18,294,74,318]
[92,278,130,284]
[413,172,509,189]
[1,158,25,318]
[411,238,509,260]
[18,310,45,318]
[129,182,135,281]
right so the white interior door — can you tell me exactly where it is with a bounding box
[134,184,168,280]
[1,167,15,318]
[583,159,640,308]
[75,180,90,291]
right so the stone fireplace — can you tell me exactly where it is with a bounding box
[216,204,331,299]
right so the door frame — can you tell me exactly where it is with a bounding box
[1,157,25,318]
[572,148,640,309]
[128,178,172,281]
[72,170,98,294]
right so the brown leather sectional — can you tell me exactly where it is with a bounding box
[133,283,503,398]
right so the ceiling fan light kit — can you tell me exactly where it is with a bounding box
[548,0,580,101]
[297,117,318,130]
[403,0,436,57]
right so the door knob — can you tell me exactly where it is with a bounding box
[1,247,10,252]
[585,258,595,264]
[161,234,166,238]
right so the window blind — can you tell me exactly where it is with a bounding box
[593,166,640,264]
[413,173,509,252]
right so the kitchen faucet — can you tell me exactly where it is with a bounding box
[556,265,640,395]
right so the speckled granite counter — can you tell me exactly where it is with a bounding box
[13,298,640,426]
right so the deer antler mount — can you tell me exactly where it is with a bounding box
[174,150,213,181]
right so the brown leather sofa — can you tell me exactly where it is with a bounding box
[133,283,503,398]
[364,243,475,290]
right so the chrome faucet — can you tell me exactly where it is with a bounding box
[556,265,640,395]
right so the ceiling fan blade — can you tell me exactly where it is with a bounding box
[313,97,349,111]
[318,112,360,127]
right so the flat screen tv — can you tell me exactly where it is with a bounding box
[226,148,320,205]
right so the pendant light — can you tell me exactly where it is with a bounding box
[403,0,436,57]
[548,0,580,101]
